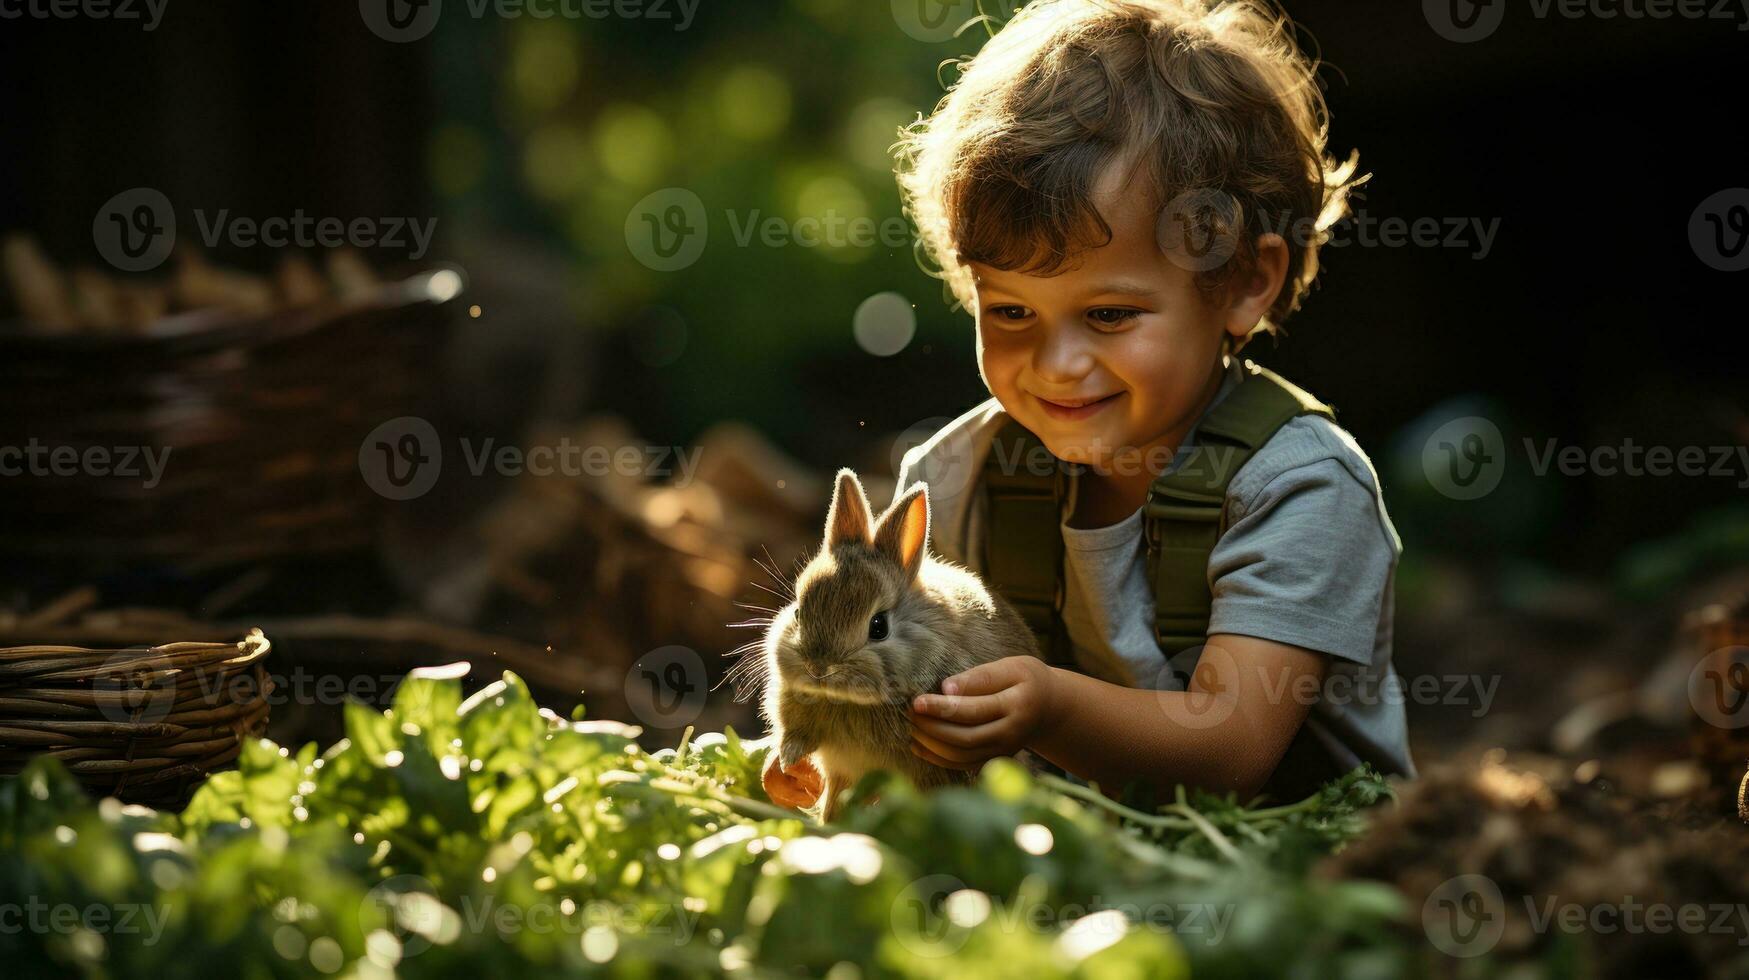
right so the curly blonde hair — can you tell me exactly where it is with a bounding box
[893,0,1364,338]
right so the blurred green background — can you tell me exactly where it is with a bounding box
[429,1,1005,459]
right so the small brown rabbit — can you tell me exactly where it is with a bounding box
[752,468,1043,822]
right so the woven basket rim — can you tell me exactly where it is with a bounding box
[0,629,272,682]
[0,269,460,354]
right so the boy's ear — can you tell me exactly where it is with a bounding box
[1222,232,1291,341]
[825,469,872,548]
[872,483,930,580]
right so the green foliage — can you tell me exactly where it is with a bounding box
[1,668,1406,978]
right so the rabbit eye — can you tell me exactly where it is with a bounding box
[868,610,890,642]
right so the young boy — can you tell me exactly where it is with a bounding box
[771,0,1413,807]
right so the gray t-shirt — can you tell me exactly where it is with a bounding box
[894,358,1415,781]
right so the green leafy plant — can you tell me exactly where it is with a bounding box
[1,666,1406,978]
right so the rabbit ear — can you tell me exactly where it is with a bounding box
[824,469,872,548]
[873,482,930,580]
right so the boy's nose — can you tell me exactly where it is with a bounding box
[1031,325,1095,384]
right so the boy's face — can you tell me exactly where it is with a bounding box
[969,167,1266,472]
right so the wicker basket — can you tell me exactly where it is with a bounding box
[0,271,458,570]
[0,629,272,806]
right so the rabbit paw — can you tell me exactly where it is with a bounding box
[778,734,813,771]
[763,752,822,810]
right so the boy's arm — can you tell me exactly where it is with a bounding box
[909,635,1327,800]
[1031,635,1326,798]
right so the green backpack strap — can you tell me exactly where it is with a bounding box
[1146,362,1334,655]
[981,419,1077,669]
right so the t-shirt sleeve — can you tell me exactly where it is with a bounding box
[1204,456,1395,665]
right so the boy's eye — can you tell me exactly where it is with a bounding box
[984,305,1032,326]
[1087,308,1142,328]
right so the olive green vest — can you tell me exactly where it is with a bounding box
[980,361,1336,679]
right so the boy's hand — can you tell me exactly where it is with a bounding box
[907,655,1057,770]
[762,751,823,809]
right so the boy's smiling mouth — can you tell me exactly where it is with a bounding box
[1033,390,1123,422]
